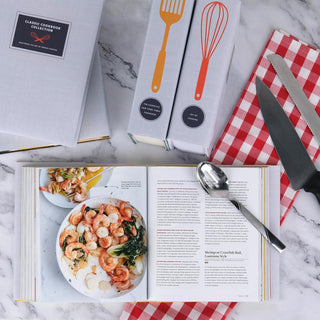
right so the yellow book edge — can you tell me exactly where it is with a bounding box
[0,136,110,155]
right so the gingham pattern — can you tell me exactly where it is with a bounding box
[211,29,320,223]
[120,302,236,320]
[120,30,320,320]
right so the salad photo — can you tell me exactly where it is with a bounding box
[39,167,113,208]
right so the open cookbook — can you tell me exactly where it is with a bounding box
[14,163,280,302]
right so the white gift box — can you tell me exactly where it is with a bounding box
[0,49,111,153]
[0,0,104,146]
[127,0,196,149]
[167,0,241,157]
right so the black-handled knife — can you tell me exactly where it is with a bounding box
[255,77,320,203]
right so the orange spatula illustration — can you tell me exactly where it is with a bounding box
[195,2,228,100]
[152,0,186,93]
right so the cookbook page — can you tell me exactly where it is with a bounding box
[147,166,264,302]
[38,165,148,302]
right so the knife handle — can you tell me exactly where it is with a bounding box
[304,171,320,204]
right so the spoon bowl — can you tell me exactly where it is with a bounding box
[197,161,229,197]
[196,161,286,253]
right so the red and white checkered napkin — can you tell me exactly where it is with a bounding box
[120,29,320,320]
[211,29,320,223]
[120,302,237,320]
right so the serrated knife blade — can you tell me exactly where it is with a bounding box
[256,77,320,204]
[267,53,320,145]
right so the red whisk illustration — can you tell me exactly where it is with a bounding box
[195,2,229,101]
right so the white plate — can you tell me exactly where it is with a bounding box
[39,167,113,208]
[56,197,147,300]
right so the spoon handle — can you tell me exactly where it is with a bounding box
[229,198,286,253]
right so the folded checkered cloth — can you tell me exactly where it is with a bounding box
[120,302,236,320]
[211,29,320,223]
[121,29,320,320]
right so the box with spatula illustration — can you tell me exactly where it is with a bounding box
[128,0,195,149]
[167,0,241,157]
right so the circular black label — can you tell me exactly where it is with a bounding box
[140,98,162,120]
[182,106,204,128]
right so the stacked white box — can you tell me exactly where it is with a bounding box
[0,49,111,153]
[0,0,104,146]
[167,0,241,157]
[128,0,195,149]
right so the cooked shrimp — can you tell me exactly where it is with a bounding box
[85,210,96,224]
[90,246,103,258]
[92,213,110,232]
[77,221,93,234]
[60,179,72,192]
[59,230,78,247]
[69,210,83,226]
[84,231,98,243]
[99,203,106,215]
[105,204,121,219]
[110,222,124,237]
[115,279,132,291]
[109,223,119,234]
[81,204,86,213]
[122,208,133,219]
[119,201,133,219]
[65,224,76,232]
[99,249,117,272]
[111,267,130,282]
[73,182,87,203]
[73,192,87,203]
[116,258,126,268]
[112,237,120,246]
[108,212,119,224]
[119,201,127,215]
[65,242,89,260]
[99,236,113,248]
[39,180,54,193]
[86,241,98,251]
[113,227,124,238]
[119,235,129,244]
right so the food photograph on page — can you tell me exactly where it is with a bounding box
[2,0,320,320]
[56,198,147,298]
[39,167,113,207]
[36,167,147,302]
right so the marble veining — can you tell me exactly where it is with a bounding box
[1,0,320,319]
[99,42,137,91]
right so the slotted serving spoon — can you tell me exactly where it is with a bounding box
[196,161,286,253]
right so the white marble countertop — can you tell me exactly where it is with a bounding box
[1,0,320,319]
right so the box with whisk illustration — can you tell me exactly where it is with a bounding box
[128,0,196,149]
[167,0,241,157]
